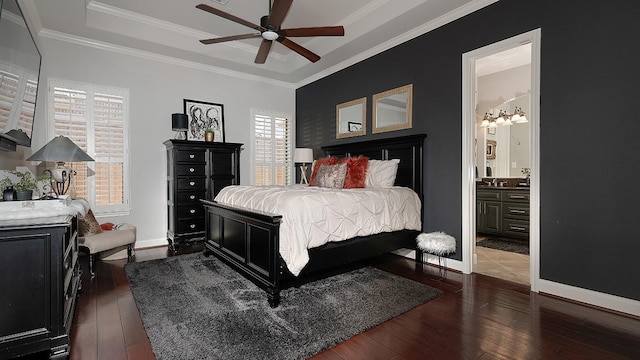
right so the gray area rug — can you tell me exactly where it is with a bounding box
[477,238,529,255]
[125,253,442,360]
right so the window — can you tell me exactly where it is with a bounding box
[0,64,37,136]
[48,79,130,215]
[252,109,292,186]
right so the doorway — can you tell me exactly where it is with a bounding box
[461,29,541,291]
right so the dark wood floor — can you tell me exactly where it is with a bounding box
[65,245,640,360]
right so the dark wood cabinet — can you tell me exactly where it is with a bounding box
[0,215,80,359]
[164,140,241,251]
[477,188,529,239]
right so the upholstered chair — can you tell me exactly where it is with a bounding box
[70,198,136,277]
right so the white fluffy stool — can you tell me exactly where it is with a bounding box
[416,231,456,268]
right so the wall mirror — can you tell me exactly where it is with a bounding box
[481,93,530,178]
[336,97,366,139]
[372,84,413,134]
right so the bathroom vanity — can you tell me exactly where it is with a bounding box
[477,185,529,239]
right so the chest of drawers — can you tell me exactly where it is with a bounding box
[164,140,242,251]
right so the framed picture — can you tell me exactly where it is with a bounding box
[487,127,496,135]
[183,99,225,142]
[348,121,362,132]
[486,140,496,160]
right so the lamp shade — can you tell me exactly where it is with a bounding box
[294,148,314,163]
[26,135,94,162]
[172,113,188,131]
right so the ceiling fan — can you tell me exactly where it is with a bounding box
[196,0,344,64]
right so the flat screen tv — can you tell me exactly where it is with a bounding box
[0,0,42,151]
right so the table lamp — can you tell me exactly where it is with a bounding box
[172,113,188,140]
[26,135,94,197]
[294,148,314,184]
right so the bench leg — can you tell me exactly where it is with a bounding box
[127,244,133,263]
[89,254,96,278]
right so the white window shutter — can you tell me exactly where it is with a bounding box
[252,110,292,186]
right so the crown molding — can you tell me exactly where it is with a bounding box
[39,29,295,89]
[296,0,499,88]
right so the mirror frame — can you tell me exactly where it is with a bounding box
[336,97,366,139]
[372,84,413,134]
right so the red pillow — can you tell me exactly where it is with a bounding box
[339,156,369,188]
[309,157,338,186]
[100,222,115,231]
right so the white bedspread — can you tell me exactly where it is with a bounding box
[214,185,422,276]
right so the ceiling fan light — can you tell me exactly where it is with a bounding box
[511,113,521,122]
[519,115,528,123]
[480,119,490,127]
[504,117,513,126]
[262,30,279,41]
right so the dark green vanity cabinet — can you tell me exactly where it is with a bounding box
[477,189,502,234]
[477,188,530,239]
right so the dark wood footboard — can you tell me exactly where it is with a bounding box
[201,200,285,307]
[202,199,423,307]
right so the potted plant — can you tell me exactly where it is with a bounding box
[521,167,531,186]
[204,128,215,142]
[1,170,51,201]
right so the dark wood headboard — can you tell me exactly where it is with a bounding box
[321,134,426,199]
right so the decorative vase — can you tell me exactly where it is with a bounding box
[204,131,214,142]
[3,186,16,201]
[16,190,33,201]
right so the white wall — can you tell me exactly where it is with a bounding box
[33,38,295,248]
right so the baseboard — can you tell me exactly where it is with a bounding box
[538,279,640,318]
[134,237,167,250]
[394,249,639,318]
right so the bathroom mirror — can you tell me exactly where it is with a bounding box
[372,84,413,134]
[336,97,366,139]
[482,93,530,177]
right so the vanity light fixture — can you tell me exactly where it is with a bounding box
[480,107,527,127]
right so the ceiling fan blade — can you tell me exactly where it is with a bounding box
[255,40,273,64]
[268,0,293,29]
[196,4,264,32]
[278,37,320,63]
[280,26,345,37]
[200,33,261,44]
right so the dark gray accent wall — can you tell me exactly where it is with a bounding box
[296,0,640,301]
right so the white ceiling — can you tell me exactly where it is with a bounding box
[23,0,497,86]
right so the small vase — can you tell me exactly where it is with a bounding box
[3,186,16,201]
[204,132,214,142]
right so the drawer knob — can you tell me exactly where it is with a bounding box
[190,209,196,214]
[189,154,195,159]
[190,224,196,229]
[510,195,526,199]
[190,195,195,200]
[189,181,195,186]
[190,168,195,172]
[510,226,527,231]
[510,210,526,214]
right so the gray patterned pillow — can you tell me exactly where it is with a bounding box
[315,163,347,188]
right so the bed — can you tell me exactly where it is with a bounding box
[201,134,426,307]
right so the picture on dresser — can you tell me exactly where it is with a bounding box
[183,99,225,142]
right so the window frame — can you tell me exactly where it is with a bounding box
[250,108,293,186]
[47,78,131,215]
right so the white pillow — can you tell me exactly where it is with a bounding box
[365,159,400,188]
